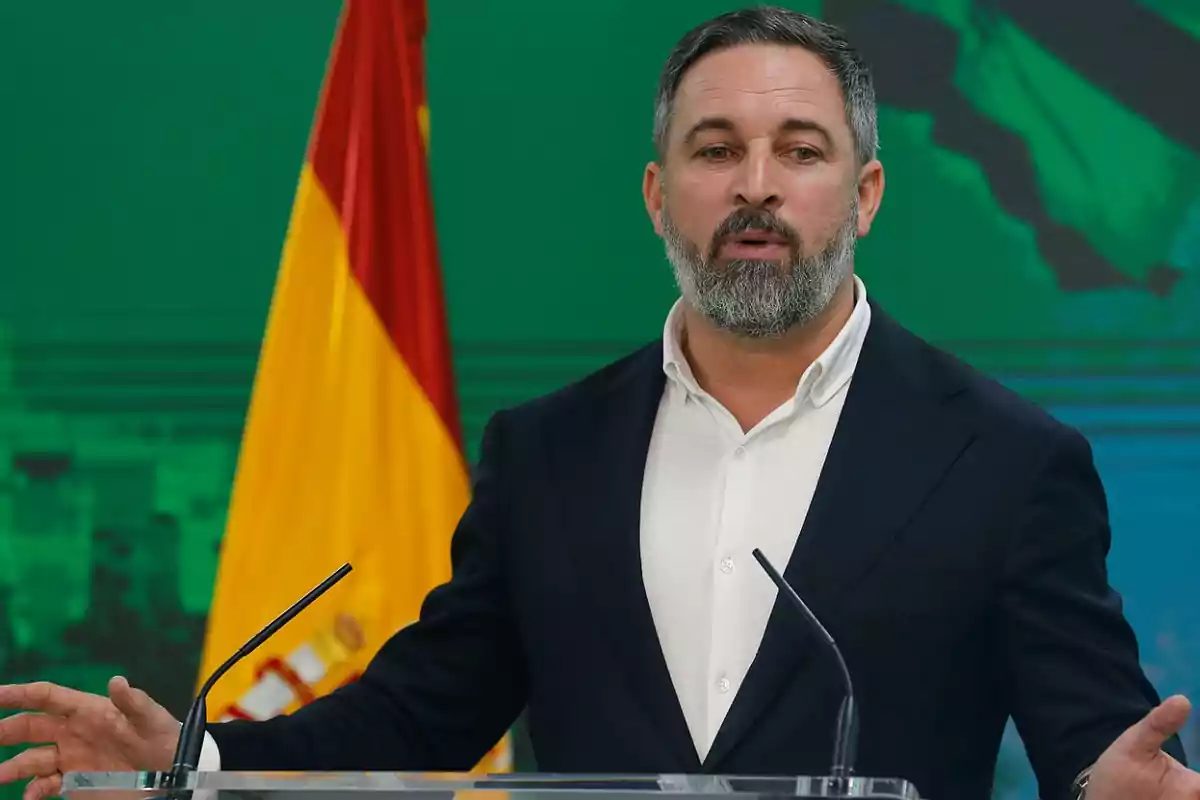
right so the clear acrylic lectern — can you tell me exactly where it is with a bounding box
[61,772,922,800]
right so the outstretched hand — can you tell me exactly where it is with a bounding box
[1087,695,1200,800]
[0,677,180,800]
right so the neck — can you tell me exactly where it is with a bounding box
[679,277,857,428]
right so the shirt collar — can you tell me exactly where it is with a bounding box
[661,274,872,408]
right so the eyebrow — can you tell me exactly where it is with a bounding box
[682,116,738,145]
[682,116,836,151]
[780,118,834,150]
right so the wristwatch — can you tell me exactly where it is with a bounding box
[1070,765,1092,800]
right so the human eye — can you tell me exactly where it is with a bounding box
[786,145,822,164]
[696,144,737,162]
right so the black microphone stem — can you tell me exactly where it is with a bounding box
[168,563,353,787]
[751,548,858,784]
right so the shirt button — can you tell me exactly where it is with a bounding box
[719,557,735,574]
[733,446,746,458]
[717,676,731,693]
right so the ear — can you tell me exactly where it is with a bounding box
[643,161,665,236]
[854,159,885,238]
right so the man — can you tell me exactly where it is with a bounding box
[0,7,1197,800]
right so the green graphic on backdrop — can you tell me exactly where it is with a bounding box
[0,2,1196,799]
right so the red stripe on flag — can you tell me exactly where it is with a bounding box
[306,0,461,448]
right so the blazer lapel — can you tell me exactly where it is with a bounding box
[551,343,702,771]
[703,308,976,770]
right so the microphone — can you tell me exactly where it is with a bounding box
[167,563,353,786]
[751,548,858,785]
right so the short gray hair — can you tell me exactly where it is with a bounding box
[652,6,877,166]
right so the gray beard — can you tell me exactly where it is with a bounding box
[661,200,858,338]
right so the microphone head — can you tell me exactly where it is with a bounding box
[751,548,835,648]
[750,547,777,578]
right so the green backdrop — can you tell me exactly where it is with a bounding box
[1,2,1197,798]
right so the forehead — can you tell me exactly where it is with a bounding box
[671,43,847,137]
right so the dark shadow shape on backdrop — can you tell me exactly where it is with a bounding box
[824,0,1193,297]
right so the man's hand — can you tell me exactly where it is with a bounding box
[0,677,181,800]
[1087,695,1200,799]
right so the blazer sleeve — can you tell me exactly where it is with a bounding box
[999,426,1185,800]
[206,411,529,771]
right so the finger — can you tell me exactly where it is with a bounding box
[1120,695,1192,757]
[0,683,90,717]
[0,714,63,747]
[0,747,58,785]
[23,774,61,800]
[108,676,159,728]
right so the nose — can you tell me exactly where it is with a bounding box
[732,142,783,210]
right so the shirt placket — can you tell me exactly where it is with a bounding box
[704,432,755,747]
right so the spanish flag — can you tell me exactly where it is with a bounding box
[196,0,510,771]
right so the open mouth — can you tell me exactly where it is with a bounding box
[719,229,791,258]
[734,231,787,246]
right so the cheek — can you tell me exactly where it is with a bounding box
[670,174,731,238]
[785,182,851,240]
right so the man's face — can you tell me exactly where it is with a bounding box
[644,43,883,337]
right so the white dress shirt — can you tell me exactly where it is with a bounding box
[198,276,872,770]
[640,275,871,761]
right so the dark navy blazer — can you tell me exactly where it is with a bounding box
[210,301,1182,800]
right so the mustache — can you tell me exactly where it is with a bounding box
[708,207,802,260]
